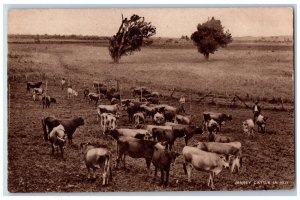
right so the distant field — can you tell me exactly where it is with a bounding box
[8,42,294,103]
[7,41,295,192]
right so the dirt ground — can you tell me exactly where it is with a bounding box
[7,43,295,193]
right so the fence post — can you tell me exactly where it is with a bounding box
[189,90,192,114]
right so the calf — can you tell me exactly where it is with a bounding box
[196,141,242,173]
[182,146,230,189]
[208,132,231,143]
[256,114,268,133]
[174,115,191,125]
[152,143,179,186]
[140,104,158,119]
[26,81,42,93]
[32,88,44,101]
[97,104,121,121]
[207,119,220,134]
[80,143,112,186]
[153,112,165,125]
[67,87,78,99]
[242,119,255,136]
[48,124,67,157]
[100,113,117,133]
[42,116,60,141]
[61,78,66,90]
[88,92,101,105]
[133,112,145,127]
[42,95,51,108]
[203,112,232,131]
[126,102,143,122]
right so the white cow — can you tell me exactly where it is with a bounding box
[67,87,78,99]
[100,113,117,133]
[182,146,230,189]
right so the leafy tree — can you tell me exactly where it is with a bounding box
[191,17,232,60]
[108,14,156,63]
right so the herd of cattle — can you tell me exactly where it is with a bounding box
[25,80,269,190]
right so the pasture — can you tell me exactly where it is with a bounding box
[7,41,294,192]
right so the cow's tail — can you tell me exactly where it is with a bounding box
[41,117,48,141]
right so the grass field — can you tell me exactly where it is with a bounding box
[7,41,295,192]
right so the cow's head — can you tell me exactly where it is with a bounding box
[75,117,85,126]
[219,155,230,169]
[169,151,180,168]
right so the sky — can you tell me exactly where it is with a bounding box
[7,7,293,37]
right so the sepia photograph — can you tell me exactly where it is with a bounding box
[6,6,295,193]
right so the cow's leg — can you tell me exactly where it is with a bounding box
[209,172,215,190]
[186,163,192,183]
[92,168,96,179]
[146,159,151,178]
[165,169,169,187]
[123,155,126,169]
[159,170,164,186]
[87,167,91,179]
[153,167,158,181]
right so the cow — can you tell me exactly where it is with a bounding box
[152,128,184,150]
[88,92,101,105]
[50,97,57,104]
[106,89,120,102]
[256,114,268,133]
[208,132,231,143]
[32,88,44,101]
[152,143,180,187]
[97,104,121,121]
[61,78,66,90]
[252,101,261,120]
[182,146,230,189]
[84,88,90,99]
[48,124,67,157]
[174,115,191,125]
[67,87,78,99]
[80,142,112,186]
[207,119,220,134]
[42,95,51,109]
[126,102,143,122]
[242,119,255,136]
[133,112,145,127]
[147,97,160,104]
[153,112,165,125]
[100,113,117,133]
[131,86,151,97]
[41,116,84,144]
[26,81,42,93]
[196,141,242,173]
[172,124,203,146]
[106,130,156,172]
[106,128,152,140]
[140,104,159,119]
[203,112,232,131]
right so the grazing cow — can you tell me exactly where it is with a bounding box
[140,104,159,119]
[147,97,160,104]
[88,92,100,105]
[152,128,184,150]
[84,88,90,99]
[48,124,67,157]
[107,131,156,171]
[256,114,268,133]
[153,112,165,125]
[203,112,232,131]
[80,143,112,185]
[172,124,203,146]
[196,141,242,173]
[208,132,231,143]
[207,119,220,134]
[106,89,120,102]
[42,95,51,108]
[133,112,145,127]
[67,87,78,98]
[61,78,66,90]
[100,113,117,133]
[182,146,230,189]
[152,143,180,186]
[242,119,255,136]
[26,81,42,92]
[174,115,191,125]
[97,104,121,121]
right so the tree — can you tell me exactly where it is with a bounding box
[191,17,232,60]
[108,14,156,63]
